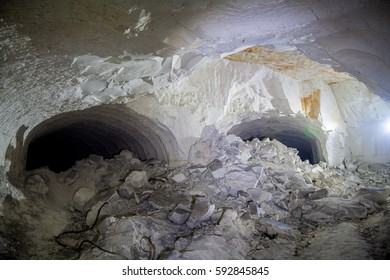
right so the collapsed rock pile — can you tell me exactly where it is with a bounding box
[1,126,389,259]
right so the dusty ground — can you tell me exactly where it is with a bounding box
[1,135,389,260]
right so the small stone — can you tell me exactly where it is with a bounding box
[117,183,135,199]
[72,187,95,210]
[119,149,134,160]
[172,173,187,183]
[357,163,370,174]
[309,188,329,200]
[125,171,147,188]
[345,160,358,171]
[25,174,49,194]
[169,204,191,225]
[248,201,262,217]
[302,197,368,223]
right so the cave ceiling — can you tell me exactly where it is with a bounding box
[1,0,389,100]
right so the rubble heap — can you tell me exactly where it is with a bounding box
[1,126,389,259]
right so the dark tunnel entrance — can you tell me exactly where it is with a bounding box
[228,116,325,164]
[23,105,178,173]
[26,122,139,172]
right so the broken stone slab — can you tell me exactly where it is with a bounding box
[125,170,148,188]
[148,192,191,210]
[72,187,95,211]
[237,147,251,162]
[225,169,258,195]
[218,208,239,226]
[186,197,215,228]
[302,197,368,223]
[270,139,288,153]
[309,188,329,200]
[251,165,266,184]
[169,204,192,225]
[134,190,153,204]
[200,125,219,140]
[259,201,290,221]
[356,186,390,205]
[117,182,135,199]
[188,167,207,174]
[344,160,358,172]
[118,149,134,160]
[274,174,289,185]
[171,173,187,183]
[175,237,191,251]
[247,188,273,204]
[211,167,226,179]
[203,185,222,198]
[207,159,223,171]
[259,218,297,238]
[357,163,371,175]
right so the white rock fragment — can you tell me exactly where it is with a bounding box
[247,189,273,204]
[125,171,148,188]
[118,149,134,160]
[225,169,258,195]
[188,141,212,166]
[72,187,95,210]
[117,183,135,199]
[259,218,296,237]
[172,173,187,183]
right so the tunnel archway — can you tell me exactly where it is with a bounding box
[23,105,179,173]
[228,116,326,164]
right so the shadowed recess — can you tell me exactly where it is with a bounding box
[24,105,178,172]
[228,116,325,164]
